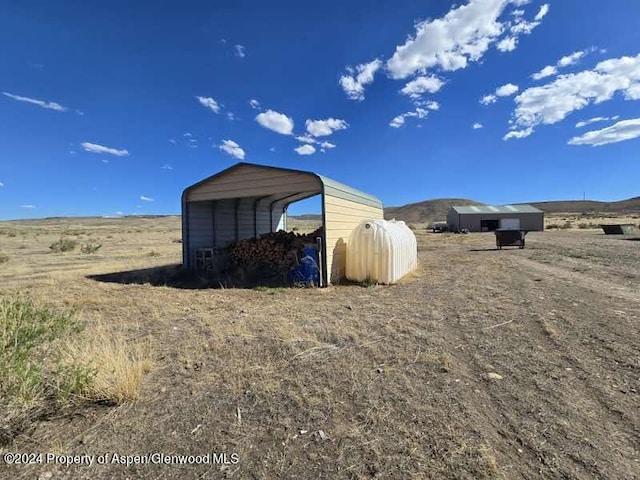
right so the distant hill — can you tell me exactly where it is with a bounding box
[290,214,322,221]
[529,197,640,214]
[384,198,483,224]
[378,196,640,224]
[7,198,637,225]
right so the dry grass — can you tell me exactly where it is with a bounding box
[0,215,639,479]
[545,213,639,230]
[62,323,154,404]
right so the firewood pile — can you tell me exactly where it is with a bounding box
[227,228,323,269]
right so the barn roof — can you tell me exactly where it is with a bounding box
[451,204,543,214]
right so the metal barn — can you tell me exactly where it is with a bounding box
[181,162,383,285]
[447,205,544,232]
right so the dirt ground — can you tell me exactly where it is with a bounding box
[0,217,639,479]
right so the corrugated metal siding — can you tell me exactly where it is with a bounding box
[319,176,383,209]
[213,199,236,245]
[324,195,383,284]
[255,199,272,235]
[458,212,544,232]
[446,209,459,230]
[187,201,214,250]
[237,198,255,239]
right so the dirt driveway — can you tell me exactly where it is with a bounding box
[1,226,639,479]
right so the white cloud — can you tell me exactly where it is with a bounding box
[20,205,36,209]
[295,134,316,144]
[219,139,246,159]
[496,37,517,52]
[568,118,640,146]
[269,147,276,152]
[473,122,483,129]
[249,99,260,109]
[508,54,640,138]
[81,142,129,157]
[534,3,550,21]
[226,112,236,121]
[234,44,246,58]
[161,164,173,170]
[169,138,176,144]
[503,127,533,140]
[496,83,519,97]
[386,0,516,79]
[140,196,154,202]
[320,141,336,149]
[295,144,316,155]
[0,181,4,187]
[2,92,67,111]
[575,115,619,128]
[400,75,445,99]
[196,96,221,113]
[531,65,557,80]
[183,133,192,137]
[339,59,382,101]
[500,6,547,51]
[389,108,428,128]
[532,50,590,80]
[480,94,497,105]
[305,118,348,137]
[116,211,124,216]
[340,0,548,103]
[558,50,586,68]
[420,100,440,110]
[255,109,294,135]
[389,115,407,128]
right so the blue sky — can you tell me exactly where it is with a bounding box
[1,0,639,219]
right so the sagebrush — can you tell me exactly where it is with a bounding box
[50,237,78,253]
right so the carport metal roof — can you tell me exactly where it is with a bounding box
[182,162,383,209]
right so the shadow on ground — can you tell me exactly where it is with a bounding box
[87,264,289,290]
[88,264,223,289]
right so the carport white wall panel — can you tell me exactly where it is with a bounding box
[324,195,383,284]
[213,199,236,246]
[255,201,272,236]
[237,198,255,240]
[187,201,214,249]
[186,168,321,201]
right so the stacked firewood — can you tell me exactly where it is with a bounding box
[227,228,323,268]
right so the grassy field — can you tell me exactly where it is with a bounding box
[0,215,639,479]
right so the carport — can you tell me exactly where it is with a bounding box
[181,162,383,285]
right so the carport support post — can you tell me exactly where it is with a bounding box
[211,200,217,248]
[253,198,259,238]
[234,199,240,242]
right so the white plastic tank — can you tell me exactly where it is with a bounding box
[346,219,417,284]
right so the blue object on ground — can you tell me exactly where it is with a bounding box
[288,246,320,286]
